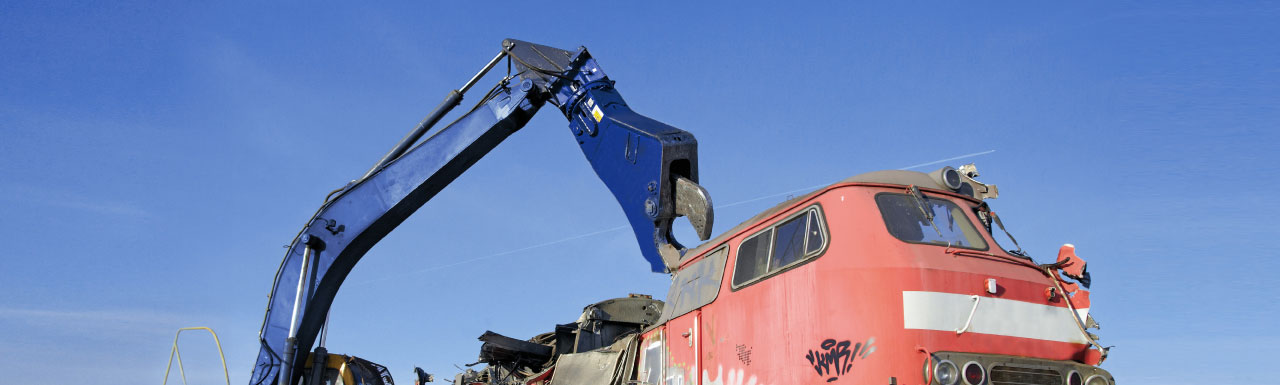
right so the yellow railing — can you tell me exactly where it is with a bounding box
[162,326,231,385]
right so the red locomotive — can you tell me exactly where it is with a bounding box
[456,165,1110,385]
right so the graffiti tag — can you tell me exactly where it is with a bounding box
[735,344,752,366]
[804,337,875,382]
[704,365,767,385]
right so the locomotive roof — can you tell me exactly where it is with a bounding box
[678,169,961,270]
[837,169,958,191]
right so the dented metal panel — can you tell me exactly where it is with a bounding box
[548,335,639,385]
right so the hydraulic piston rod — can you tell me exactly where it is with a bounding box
[361,50,509,180]
[276,241,312,385]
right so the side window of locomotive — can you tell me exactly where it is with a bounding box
[806,212,825,254]
[732,229,772,287]
[662,246,729,320]
[732,207,828,288]
[875,193,987,249]
[770,215,807,269]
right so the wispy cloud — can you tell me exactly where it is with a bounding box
[0,306,187,342]
[1,184,152,218]
[0,307,180,324]
[0,306,226,385]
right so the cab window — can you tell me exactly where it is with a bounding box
[875,193,987,249]
[732,206,828,288]
[661,246,728,320]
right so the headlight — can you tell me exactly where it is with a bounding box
[1066,370,1082,385]
[930,166,964,190]
[962,361,985,385]
[1085,374,1110,385]
[934,360,959,385]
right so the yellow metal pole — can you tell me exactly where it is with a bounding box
[163,329,187,385]
[162,327,231,385]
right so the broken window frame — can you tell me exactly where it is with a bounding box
[873,192,989,251]
[637,330,665,385]
[660,245,729,322]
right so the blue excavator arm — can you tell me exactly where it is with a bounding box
[248,39,713,385]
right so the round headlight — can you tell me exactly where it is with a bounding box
[934,360,959,385]
[1064,368,1085,383]
[942,165,962,188]
[1059,368,1080,383]
[1085,374,1109,385]
[962,361,985,385]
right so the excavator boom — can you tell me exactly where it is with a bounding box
[248,39,712,385]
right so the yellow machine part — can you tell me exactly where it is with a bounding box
[301,353,357,385]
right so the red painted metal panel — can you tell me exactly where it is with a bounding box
[665,310,700,385]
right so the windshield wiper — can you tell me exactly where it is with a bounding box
[907,185,946,241]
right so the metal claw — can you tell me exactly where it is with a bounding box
[674,177,714,241]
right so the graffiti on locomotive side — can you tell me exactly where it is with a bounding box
[735,344,752,366]
[803,337,876,382]
[704,365,767,385]
[666,361,694,385]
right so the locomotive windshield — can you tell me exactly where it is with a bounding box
[875,193,987,249]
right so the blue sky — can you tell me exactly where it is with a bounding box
[1,2,1276,384]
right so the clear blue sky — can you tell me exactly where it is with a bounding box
[2,2,1276,384]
